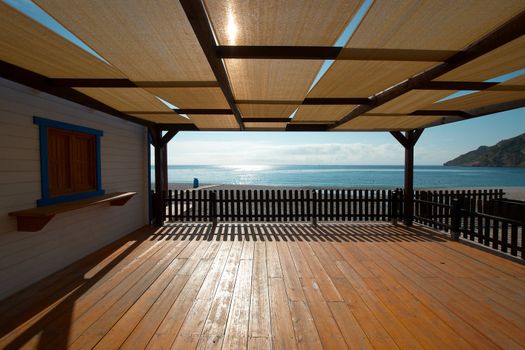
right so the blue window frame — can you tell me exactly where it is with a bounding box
[33,116,104,206]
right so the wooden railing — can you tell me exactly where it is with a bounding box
[164,188,401,223]
[414,189,504,232]
[158,187,521,259]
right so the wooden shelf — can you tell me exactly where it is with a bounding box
[8,192,136,232]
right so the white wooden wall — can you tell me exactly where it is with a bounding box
[0,78,149,300]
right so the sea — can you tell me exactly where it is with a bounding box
[155,165,525,188]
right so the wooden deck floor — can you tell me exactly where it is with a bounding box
[1,223,524,350]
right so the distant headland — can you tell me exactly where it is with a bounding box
[444,133,525,167]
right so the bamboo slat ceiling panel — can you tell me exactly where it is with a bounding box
[308,0,525,98]
[437,36,525,82]
[293,105,357,122]
[307,61,434,98]
[145,88,229,109]
[368,90,455,114]
[188,115,240,130]
[226,59,324,100]
[75,88,172,112]
[347,0,525,50]
[206,0,362,103]
[335,116,443,131]
[0,2,123,79]
[34,0,215,81]
[244,122,288,130]
[431,74,525,111]
[238,104,298,118]
[204,0,362,46]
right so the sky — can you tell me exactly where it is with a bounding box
[11,0,525,166]
[166,108,525,166]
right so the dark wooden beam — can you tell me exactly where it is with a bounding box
[330,10,525,130]
[50,79,219,88]
[217,46,456,61]
[390,131,410,148]
[160,130,178,147]
[0,60,154,128]
[462,98,525,119]
[417,81,498,90]
[158,124,200,131]
[243,118,291,123]
[410,110,472,117]
[179,0,244,130]
[417,81,525,91]
[303,98,371,105]
[285,124,330,131]
[236,100,303,105]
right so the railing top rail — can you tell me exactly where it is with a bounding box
[460,209,525,225]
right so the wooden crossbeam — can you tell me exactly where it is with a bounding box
[217,46,456,61]
[330,10,525,130]
[0,60,154,127]
[417,81,525,91]
[303,98,371,105]
[179,0,244,130]
[50,79,219,88]
[243,118,291,123]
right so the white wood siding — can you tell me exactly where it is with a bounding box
[0,78,149,300]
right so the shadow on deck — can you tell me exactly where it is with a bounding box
[1,223,524,350]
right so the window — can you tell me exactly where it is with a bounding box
[34,117,104,206]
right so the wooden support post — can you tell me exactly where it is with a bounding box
[161,146,168,193]
[390,129,424,227]
[151,127,178,226]
[404,135,414,226]
[153,128,165,227]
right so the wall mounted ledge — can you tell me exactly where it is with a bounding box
[8,192,136,232]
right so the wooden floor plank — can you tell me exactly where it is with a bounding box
[356,242,498,350]
[249,242,271,339]
[331,277,400,350]
[328,301,374,350]
[222,259,253,349]
[147,242,232,350]
[288,301,323,350]
[300,277,348,349]
[189,241,243,349]
[2,223,525,350]
[276,242,305,301]
[66,239,192,350]
[268,278,297,350]
[298,241,342,301]
[385,240,525,349]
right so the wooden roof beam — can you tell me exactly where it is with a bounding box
[217,46,456,61]
[49,79,219,88]
[179,0,244,130]
[417,81,525,91]
[0,60,154,127]
[330,10,525,130]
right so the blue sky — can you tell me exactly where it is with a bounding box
[12,0,525,165]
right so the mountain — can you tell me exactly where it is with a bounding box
[444,133,525,167]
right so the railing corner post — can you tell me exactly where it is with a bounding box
[451,197,462,241]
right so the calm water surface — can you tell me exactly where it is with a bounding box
[151,165,525,188]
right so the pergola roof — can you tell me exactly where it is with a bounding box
[1,0,524,132]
